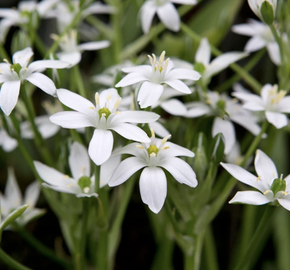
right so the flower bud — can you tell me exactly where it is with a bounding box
[192,133,208,181]
[260,1,275,25]
[209,133,225,163]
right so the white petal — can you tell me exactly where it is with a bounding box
[205,52,248,80]
[28,60,69,73]
[56,88,95,117]
[89,129,113,165]
[195,38,211,66]
[220,162,266,192]
[115,72,147,87]
[255,149,278,188]
[165,79,191,94]
[109,157,146,186]
[5,168,22,209]
[42,183,80,195]
[232,92,263,106]
[160,157,197,187]
[121,65,151,75]
[50,111,95,128]
[212,117,235,155]
[110,123,150,143]
[77,40,110,51]
[111,142,147,159]
[277,199,290,211]
[149,121,170,138]
[35,116,60,139]
[232,23,258,37]
[26,73,56,96]
[56,52,81,67]
[166,68,201,81]
[247,0,261,18]
[157,2,180,32]
[267,42,281,66]
[100,155,121,188]
[24,181,40,208]
[186,102,211,118]
[69,142,90,179]
[82,2,115,16]
[0,131,17,152]
[243,102,265,111]
[231,114,261,136]
[261,84,273,103]
[109,111,159,125]
[138,81,164,108]
[229,191,271,205]
[160,99,187,116]
[140,167,167,213]
[244,36,266,52]
[159,142,194,158]
[13,47,33,67]
[140,1,157,33]
[0,80,21,116]
[265,111,288,129]
[171,0,197,4]
[278,96,290,113]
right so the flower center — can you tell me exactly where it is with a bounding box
[147,144,159,157]
[194,62,206,74]
[148,51,170,83]
[10,63,22,75]
[270,175,286,196]
[98,107,111,119]
[266,85,286,110]
[78,176,92,193]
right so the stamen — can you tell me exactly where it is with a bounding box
[148,55,153,66]
[256,176,261,182]
[282,191,287,195]
[95,93,100,105]
[89,106,94,109]
[280,174,284,180]
[136,145,144,149]
[159,51,165,63]
[114,98,122,109]
[161,134,171,144]
[150,128,155,138]
[107,94,112,101]
[63,175,70,179]
[150,152,156,157]
[263,190,270,195]
[115,111,121,114]
[162,146,170,150]
[67,184,74,187]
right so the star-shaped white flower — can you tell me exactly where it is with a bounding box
[0,47,68,116]
[50,88,159,165]
[0,168,44,227]
[115,51,201,108]
[221,149,290,211]
[195,38,248,84]
[109,130,197,213]
[140,0,197,34]
[54,30,110,67]
[232,19,280,65]
[233,84,290,129]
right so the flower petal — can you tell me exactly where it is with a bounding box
[140,1,157,33]
[115,72,147,87]
[255,149,278,187]
[278,96,290,113]
[229,191,271,205]
[109,157,146,186]
[186,102,211,118]
[149,121,170,138]
[160,99,187,116]
[109,110,159,125]
[26,72,56,96]
[77,40,110,51]
[5,168,22,209]
[13,47,33,67]
[0,80,21,116]
[137,81,164,108]
[69,142,90,179]
[166,68,201,81]
[160,157,197,187]
[23,181,40,208]
[265,111,288,129]
[50,111,95,128]
[244,36,266,52]
[56,52,81,67]
[267,42,281,66]
[139,167,167,213]
[165,79,191,94]
[277,199,290,211]
[100,155,121,188]
[157,2,180,32]
[28,60,69,73]
[89,129,113,165]
[195,38,211,66]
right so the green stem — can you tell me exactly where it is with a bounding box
[94,165,100,194]
[20,85,54,167]
[233,206,273,270]
[0,248,32,270]
[0,44,10,62]
[180,23,263,94]
[269,24,283,65]
[164,200,182,235]
[72,65,87,98]
[204,226,219,270]
[16,226,72,269]
[33,32,47,57]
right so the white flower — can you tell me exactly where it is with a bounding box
[116,51,201,108]
[248,0,277,21]
[34,142,95,197]
[0,47,68,116]
[233,84,290,129]
[50,88,159,165]
[109,130,197,214]
[195,38,248,84]
[140,0,197,34]
[54,30,110,67]
[0,128,17,152]
[221,149,290,211]
[0,168,44,227]
[232,19,280,65]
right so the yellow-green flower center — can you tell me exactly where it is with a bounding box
[270,177,286,196]
[78,176,91,193]
[98,108,111,119]
[10,63,22,75]
[147,144,159,157]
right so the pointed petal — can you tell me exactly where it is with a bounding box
[267,42,281,65]
[109,111,159,125]
[100,155,121,188]
[26,73,56,96]
[255,149,278,188]
[277,199,290,211]
[165,79,192,94]
[108,157,146,186]
[195,38,211,66]
[160,99,187,116]
[166,68,201,81]
[232,23,258,37]
[140,1,157,33]
[56,52,81,67]
[137,81,164,108]
[24,181,40,208]
[231,114,261,136]
[157,3,180,32]
[159,142,194,158]
[278,96,290,113]
[0,80,21,116]
[110,123,150,143]
[89,129,113,165]
[149,121,170,138]
[186,102,211,118]
[115,72,147,87]
[140,167,167,213]
[232,92,263,106]
[69,142,90,179]
[28,60,69,73]
[160,157,197,187]
[13,47,33,67]
[229,191,271,205]
[245,36,266,52]
[265,111,288,129]
[77,40,110,51]
[5,168,22,209]
[50,111,95,128]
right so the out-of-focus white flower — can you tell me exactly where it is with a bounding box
[50,88,159,165]
[248,0,277,21]
[233,84,290,129]
[109,130,197,213]
[0,128,17,152]
[232,19,280,65]
[0,168,44,227]
[116,51,200,108]
[53,30,110,67]
[0,47,68,116]
[140,0,197,34]
[0,0,58,43]
[195,38,248,84]
[221,149,290,211]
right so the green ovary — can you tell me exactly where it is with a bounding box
[147,144,159,156]
[98,108,111,119]
[78,176,92,193]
